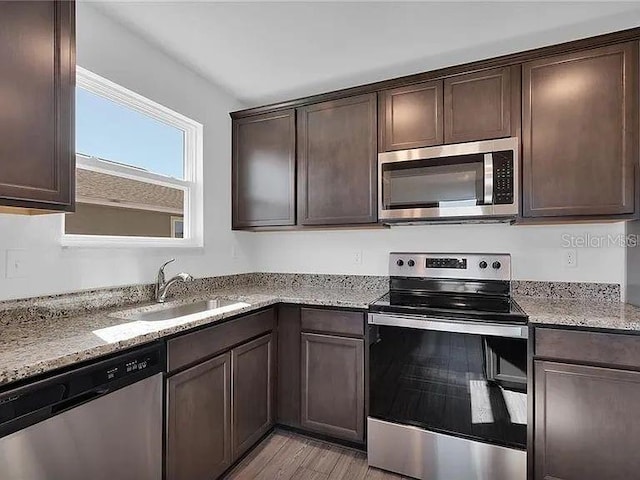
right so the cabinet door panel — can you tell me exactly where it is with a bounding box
[232,333,274,460]
[167,352,231,480]
[534,360,640,480]
[444,66,513,143]
[0,1,74,211]
[298,94,377,225]
[523,42,637,218]
[232,110,295,228]
[301,332,364,442]
[379,81,443,151]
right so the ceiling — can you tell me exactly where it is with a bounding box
[88,1,640,107]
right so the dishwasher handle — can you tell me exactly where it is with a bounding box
[51,387,110,415]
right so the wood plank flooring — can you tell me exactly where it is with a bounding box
[224,430,411,480]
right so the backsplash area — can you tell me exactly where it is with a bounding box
[511,280,620,302]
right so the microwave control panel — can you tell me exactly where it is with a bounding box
[493,151,513,205]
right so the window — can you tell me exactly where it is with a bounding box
[62,67,203,247]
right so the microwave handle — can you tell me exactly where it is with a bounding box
[483,153,494,205]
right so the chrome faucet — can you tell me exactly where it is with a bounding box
[156,259,193,303]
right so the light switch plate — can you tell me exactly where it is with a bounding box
[6,249,30,278]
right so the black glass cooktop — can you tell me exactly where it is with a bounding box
[369,277,528,324]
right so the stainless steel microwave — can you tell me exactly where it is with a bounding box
[378,137,519,222]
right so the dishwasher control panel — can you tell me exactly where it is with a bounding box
[102,350,160,382]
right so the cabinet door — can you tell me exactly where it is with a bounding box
[232,333,274,460]
[523,42,637,218]
[0,1,75,212]
[232,110,296,228]
[379,81,443,152]
[444,66,515,143]
[297,94,377,225]
[534,360,640,480]
[301,332,364,442]
[167,352,231,480]
[277,305,301,428]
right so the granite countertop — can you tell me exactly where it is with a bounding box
[0,285,386,388]
[3,273,639,390]
[516,296,640,333]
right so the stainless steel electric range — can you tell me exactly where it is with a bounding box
[368,253,528,480]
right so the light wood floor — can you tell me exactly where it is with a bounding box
[224,430,411,480]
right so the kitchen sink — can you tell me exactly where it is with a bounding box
[116,298,248,322]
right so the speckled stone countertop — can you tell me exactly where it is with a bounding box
[516,296,640,333]
[1,273,635,389]
[0,282,387,387]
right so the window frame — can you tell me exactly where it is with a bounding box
[62,67,204,248]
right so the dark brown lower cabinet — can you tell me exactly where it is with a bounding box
[534,360,640,480]
[166,352,231,480]
[277,305,302,428]
[232,333,274,459]
[301,332,365,442]
[166,310,276,480]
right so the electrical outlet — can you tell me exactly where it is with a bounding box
[6,249,29,278]
[353,250,363,265]
[563,249,577,268]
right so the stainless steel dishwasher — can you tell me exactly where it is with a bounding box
[0,342,164,480]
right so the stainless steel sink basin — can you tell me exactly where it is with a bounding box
[122,299,244,322]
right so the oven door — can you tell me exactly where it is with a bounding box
[368,313,528,450]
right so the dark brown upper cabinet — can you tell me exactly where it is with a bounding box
[378,81,443,152]
[297,94,377,225]
[522,42,638,219]
[232,109,296,228]
[444,66,518,144]
[0,1,75,212]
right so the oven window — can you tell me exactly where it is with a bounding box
[369,326,527,449]
[382,154,485,209]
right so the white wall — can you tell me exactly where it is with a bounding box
[246,222,627,287]
[0,5,630,302]
[0,4,252,301]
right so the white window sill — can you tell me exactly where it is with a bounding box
[61,235,203,249]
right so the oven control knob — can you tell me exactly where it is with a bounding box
[492,261,502,270]
[479,261,488,269]
[396,259,404,267]
[408,259,415,267]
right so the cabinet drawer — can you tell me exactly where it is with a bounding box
[168,308,275,373]
[300,308,364,337]
[535,327,640,369]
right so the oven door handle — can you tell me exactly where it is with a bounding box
[368,313,528,339]
[484,153,494,205]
